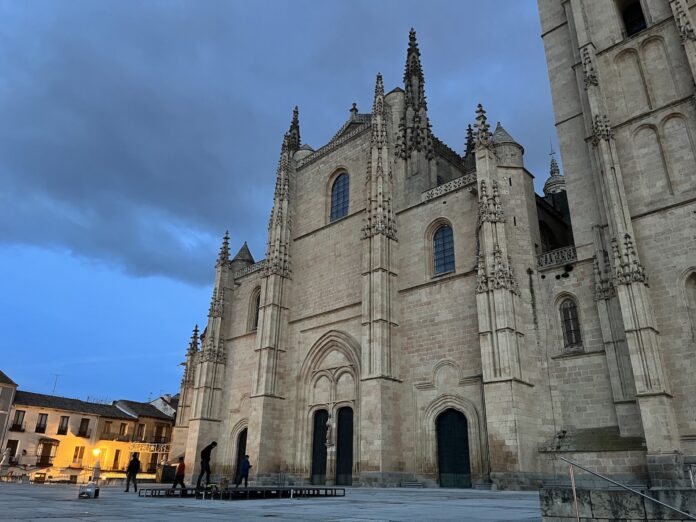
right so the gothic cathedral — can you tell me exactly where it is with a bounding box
[172,1,696,489]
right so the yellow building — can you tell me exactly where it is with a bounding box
[3,390,174,484]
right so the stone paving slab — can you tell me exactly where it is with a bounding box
[0,484,542,521]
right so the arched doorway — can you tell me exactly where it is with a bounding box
[311,409,328,484]
[436,408,471,488]
[234,428,247,480]
[335,406,353,486]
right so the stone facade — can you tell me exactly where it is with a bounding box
[173,11,696,490]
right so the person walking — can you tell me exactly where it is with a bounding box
[171,456,186,492]
[124,454,140,492]
[196,441,217,489]
[235,455,252,488]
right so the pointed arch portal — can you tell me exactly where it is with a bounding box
[311,409,328,484]
[335,406,353,486]
[436,408,471,488]
[234,428,247,480]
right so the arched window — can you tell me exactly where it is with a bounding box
[686,273,696,338]
[248,287,261,332]
[330,173,349,222]
[433,225,455,275]
[617,0,646,37]
[559,298,582,350]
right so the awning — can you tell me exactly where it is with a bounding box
[38,437,60,444]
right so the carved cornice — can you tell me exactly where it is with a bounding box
[422,173,476,202]
[296,122,371,169]
[233,259,267,279]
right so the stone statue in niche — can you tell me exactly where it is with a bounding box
[325,413,334,447]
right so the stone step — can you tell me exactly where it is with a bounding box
[400,481,425,488]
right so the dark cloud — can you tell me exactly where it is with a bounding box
[0,0,557,285]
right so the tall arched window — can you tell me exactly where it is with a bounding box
[686,273,696,339]
[248,287,261,332]
[617,0,647,37]
[433,225,455,275]
[559,298,582,350]
[330,173,349,221]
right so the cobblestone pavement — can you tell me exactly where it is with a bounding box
[0,484,542,521]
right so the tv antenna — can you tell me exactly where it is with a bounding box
[50,373,61,395]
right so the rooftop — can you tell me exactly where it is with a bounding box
[13,390,134,420]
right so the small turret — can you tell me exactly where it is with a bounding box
[543,153,571,226]
[230,241,255,273]
[543,154,565,195]
[492,122,524,167]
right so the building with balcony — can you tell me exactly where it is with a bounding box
[0,371,17,455]
[1,389,174,484]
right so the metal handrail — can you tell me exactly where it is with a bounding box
[560,457,696,521]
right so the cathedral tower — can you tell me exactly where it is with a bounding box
[539,0,696,485]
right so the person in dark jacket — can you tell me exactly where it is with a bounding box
[196,441,217,489]
[235,455,252,488]
[124,454,140,492]
[171,456,186,491]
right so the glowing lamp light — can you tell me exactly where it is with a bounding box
[92,448,101,458]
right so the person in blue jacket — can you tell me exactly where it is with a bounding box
[235,455,252,488]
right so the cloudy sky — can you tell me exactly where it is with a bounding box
[0,0,559,402]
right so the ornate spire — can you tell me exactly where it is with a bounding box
[396,29,433,161]
[208,287,224,318]
[287,106,301,153]
[372,73,384,114]
[403,28,426,110]
[266,130,293,278]
[464,124,475,157]
[543,152,566,196]
[216,231,230,267]
[550,154,560,177]
[187,324,199,356]
[474,104,492,149]
[363,72,396,241]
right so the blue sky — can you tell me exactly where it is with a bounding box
[0,0,559,401]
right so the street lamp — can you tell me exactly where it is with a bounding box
[92,448,101,483]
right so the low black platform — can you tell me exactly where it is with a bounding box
[138,485,346,500]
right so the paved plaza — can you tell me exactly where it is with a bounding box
[0,484,542,521]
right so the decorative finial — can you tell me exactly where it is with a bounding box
[474,104,491,149]
[187,324,199,355]
[403,28,425,109]
[350,102,358,119]
[464,124,475,157]
[287,106,301,152]
[216,231,230,267]
[372,73,384,114]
